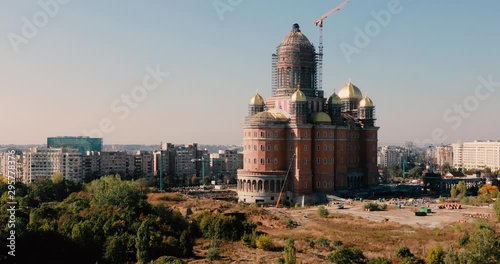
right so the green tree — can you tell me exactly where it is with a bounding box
[327,246,365,264]
[408,167,422,178]
[136,218,163,263]
[191,176,198,185]
[457,181,467,197]
[388,164,402,179]
[441,162,451,172]
[52,172,64,184]
[494,199,500,220]
[425,245,444,264]
[450,186,458,198]
[283,238,297,264]
[104,233,135,263]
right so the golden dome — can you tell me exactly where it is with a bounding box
[291,89,306,102]
[359,96,374,107]
[247,111,289,124]
[327,93,341,104]
[280,23,312,47]
[338,82,363,99]
[311,112,332,123]
[249,93,264,105]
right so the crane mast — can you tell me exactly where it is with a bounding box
[314,0,349,91]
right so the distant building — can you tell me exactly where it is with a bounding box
[23,147,82,183]
[433,145,453,170]
[377,146,400,167]
[452,140,500,171]
[210,149,243,183]
[0,151,23,181]
[131,151,154,179]
[153,143,203,186]
[99,151,128,176]
[47,136,102,155]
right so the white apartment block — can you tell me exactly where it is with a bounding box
[452,141,500,171]
[22,147,83,183]
[377,146,400,167]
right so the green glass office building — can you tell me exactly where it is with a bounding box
[47,136,103,154]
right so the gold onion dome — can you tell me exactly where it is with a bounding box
[311,112,332,123]
[327,93,341,104]
[249,93,264,105]
[359,96,374,107]
[338,82,363,99]
[247,111,289,124]
[280,23,312,46]
[291,89,306,102]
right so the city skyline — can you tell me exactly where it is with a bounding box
[2,1,500,145]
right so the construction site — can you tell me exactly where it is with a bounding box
[148,186,498,263]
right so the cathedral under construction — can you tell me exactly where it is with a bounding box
[237,24,379,205]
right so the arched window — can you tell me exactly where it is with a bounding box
[304,145,307,151]
[274,145,278,151]
[274,158,278,164]
[317,145,320,151]
[317,158,320,164]
[324,145,327,151]
[304,158,307,164]
[260,158,264,164]
[317,132,320,138]
[253,158,256,164]
[323,158,327,164]
[323,132,327,138]
[267,144,271,151]
[267,158,271,164]
[260,131,264,137]
[260,145,264,151]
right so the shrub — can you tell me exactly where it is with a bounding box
[153,256,186,264]
[364,202,387,211]
[327,246,365,264]
[396,246,414,259]
[287,218,298,228]
[283,239,297,264]
[255,234,274,251]
[294,203,301,208]
[333,240,343,247]
[241,230,257,248]
[318,205,329,217]
[207,239,220,260]
[494,199,500,220]
[425,245,444,264]
[316,237,330,248]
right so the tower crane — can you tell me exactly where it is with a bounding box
[314,0,349,91]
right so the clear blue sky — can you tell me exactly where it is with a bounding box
[1,0,499,146]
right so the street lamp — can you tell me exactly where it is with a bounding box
[191,156,208,186]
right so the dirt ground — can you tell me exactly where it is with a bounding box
[147,193,498,263]
[286,200,495,228]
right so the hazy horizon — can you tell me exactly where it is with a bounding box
[2,1,500,146]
